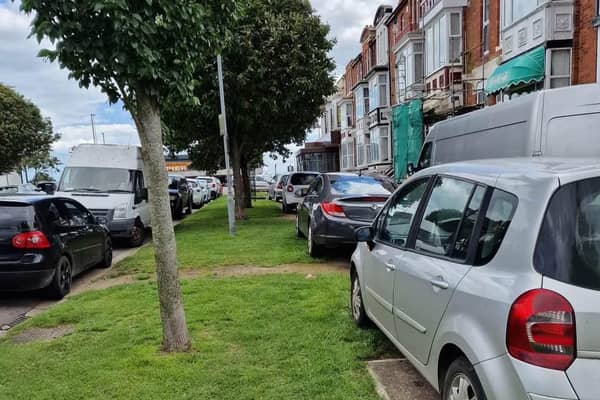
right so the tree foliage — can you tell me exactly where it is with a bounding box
[163,0,335,215]
[0,83,60,175]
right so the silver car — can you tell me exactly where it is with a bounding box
[351,158,600,400]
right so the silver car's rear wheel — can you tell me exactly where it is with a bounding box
[350,272,370,328]
[449,374,477,400]
[443,357,486,400]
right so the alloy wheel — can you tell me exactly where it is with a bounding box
[308,226,313,253]
[449,374,477,400]
[352,277,362,321]
[58,258,72,293]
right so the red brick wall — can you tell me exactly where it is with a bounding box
[573,0,598,84]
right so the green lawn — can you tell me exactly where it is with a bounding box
[0,274,395,400]
[117,198,319,275]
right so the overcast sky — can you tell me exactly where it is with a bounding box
[0,0,383,176]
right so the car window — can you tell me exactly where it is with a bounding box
[290,173,318,186]
[55,200,91,227]
[379,178,430,247]
[281,175,289,186]
[451,185,486,260]
[475,189,518,265]
[0,204,35,236]
[415,177,475,257]
[329,176,391,196]
[418,142,433,170]
[534,178,600,290]
[308,177,323,195]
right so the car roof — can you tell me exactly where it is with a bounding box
[417,157,600,190]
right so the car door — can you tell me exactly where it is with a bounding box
[134,171,151,227]
[63,200,104,270]
[299,177,323,234]
[363,178,431,337]
[52,200,89,273]
[393,177,486,365]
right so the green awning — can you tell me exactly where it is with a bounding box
[485,46,545,94]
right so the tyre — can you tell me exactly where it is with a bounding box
[351,272,370,328]
[186,197,192,215]
[282,201,291,214]
[173,201,183,220]
[442,357,487,400]
[307,224,323,257]
[47,256,72,299]
[97,238,113,268]
[128,220,146,247]
[296,213,305,239]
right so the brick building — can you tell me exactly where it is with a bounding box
[573,0,598,84]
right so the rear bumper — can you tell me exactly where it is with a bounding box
[567,358,600,400]
[313,217,372,247]
[0,254,56,291]
[108,218,137,239]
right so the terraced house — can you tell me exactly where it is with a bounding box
[318,0,598,181]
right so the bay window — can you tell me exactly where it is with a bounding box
[345,103,353,128]
[369,79,378,111]
[341,141,355,170]
[357,134,366,166]
[378,75,388,107]
[370,127,389,163]
[354,86,369,119]
[425,12,462,76]
[548,48,571,89]
[503,0,540,28]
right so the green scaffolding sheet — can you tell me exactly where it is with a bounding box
[392,99,423,182]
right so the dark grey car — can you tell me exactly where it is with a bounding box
[296,173,393,257]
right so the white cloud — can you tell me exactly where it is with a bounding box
[54,124,140,153]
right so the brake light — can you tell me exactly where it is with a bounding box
[12,231,51,249]
[321,202,346,218]
[507,289,576,370]
[287,185,294,193]
[277,182,283,189]
[211,183,216,188]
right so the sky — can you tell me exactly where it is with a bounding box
[0,0,382,177]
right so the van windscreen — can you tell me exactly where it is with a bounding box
[535,178,600,290]
[59,167,134,193]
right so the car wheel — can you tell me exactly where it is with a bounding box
[173,202,183,220]
[443,357,487,400]
[47,256,72,299]
[97,238,113,268]
[296,213,305,239]
[128,221,146,247]
[186,197,193,215]
[307,224,322,257]
[282,201,290,214]
[351,272,370,328]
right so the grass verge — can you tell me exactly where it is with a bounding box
[0,274,396,400]
[117,197,319,275]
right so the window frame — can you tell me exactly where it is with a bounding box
[547,48,572,89]
[482,0,490,55]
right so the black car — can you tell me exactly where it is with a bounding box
[296,173,393,257]
[0,196,112,298]
[168,175,193,219]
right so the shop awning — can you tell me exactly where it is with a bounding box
[485,46,545,95]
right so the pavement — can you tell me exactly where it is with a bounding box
[367,358,439,400]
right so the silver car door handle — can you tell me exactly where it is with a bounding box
[385,263,396,272]
[430,277,449,290]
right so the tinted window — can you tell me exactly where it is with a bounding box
[475,189,517,265]
[0,205,35,236]
[329,176,392,196]
[281,175,289,185]
[452,186,486,260]
[308,177,323,195]
[535,178,600,290]
[290,174,318,186]
[60,201,91,226]
[415,177,475,257]
[418,142,433,170]
[379,178,429,247]
[168,176,180,190]
[59,167,134,193]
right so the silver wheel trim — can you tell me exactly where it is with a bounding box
[449,374,477,400]
[352,278,362,320]
[308,226,312,253]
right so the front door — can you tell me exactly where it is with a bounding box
[393,178,486,364]
[364,177,431,337]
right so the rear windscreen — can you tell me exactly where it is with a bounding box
[290,174,318,186]
[330,176,391,196]
[535,178,600,290]
[0,205,35,238]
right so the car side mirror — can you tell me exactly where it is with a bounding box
[407,163,416,176]
[356,226,375,250]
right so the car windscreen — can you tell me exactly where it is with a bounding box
[535,178,600,291]
[290,173,318,186]
[329,176,392,196]
[0,204,35,239]
[59,167,134,193]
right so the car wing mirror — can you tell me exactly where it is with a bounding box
[407,163,416,176]
[356,226,375,251]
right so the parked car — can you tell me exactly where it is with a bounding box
[168,175,192,219]
[282,172,319,213]
[0,183,42,195]
[0,195,112,299]
[268,174,289,202]
[195,178,212,204]
[351,158,600,400]
[197,176,221,200]
[56,144,150,247]
[187,179,206,209]
[296,173,392,256]
[412,84,600,173]
[251,175,270,192]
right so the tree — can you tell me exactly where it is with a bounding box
[32,170,54,184]
[0,83,60,175]
[19,0,237,352]
[164,0,335,218]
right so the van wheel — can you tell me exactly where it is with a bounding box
[97,238,113,268]
[442,357,487,400]
[47,256,72,299]
[128,221,145,247]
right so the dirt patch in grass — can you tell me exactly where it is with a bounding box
[205,262,349,278]
[11,325,75,344]
[280,214,296,221]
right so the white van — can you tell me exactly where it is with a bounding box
[56,144,151,247]
[414,84,600,171]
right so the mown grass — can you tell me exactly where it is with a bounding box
[117,197,319,275]
[0,274,396,400]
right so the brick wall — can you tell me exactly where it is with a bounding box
[573,0,598,84]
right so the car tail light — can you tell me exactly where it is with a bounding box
[287,185,294,193]
[321,202,346,218]
[277,182,283,189]
[211,183,216,188]
[507,289,576,370]
[12,231,51,249]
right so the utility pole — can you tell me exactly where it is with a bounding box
[101,131,106,144]
[90,114,97,144]
[217,55,236,237]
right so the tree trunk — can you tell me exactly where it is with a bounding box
[230,136,247,219]
[133,87,191,353]
[241,162,252,209]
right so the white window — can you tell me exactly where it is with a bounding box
[426,25,434,75]
[355,87,367,119]
[449,12,462,63]
[341,141,355,170]
[396,55,407,101]
[369,79,378,111]
[503,0,538,28]
[483,0,490,54]
[345,103,353,128]
[363,87,370,115]
[357,134,366,166]
[549,48,571,89]
[425,12,462,75]
[379,127,389,162]
[378,74,388,107]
